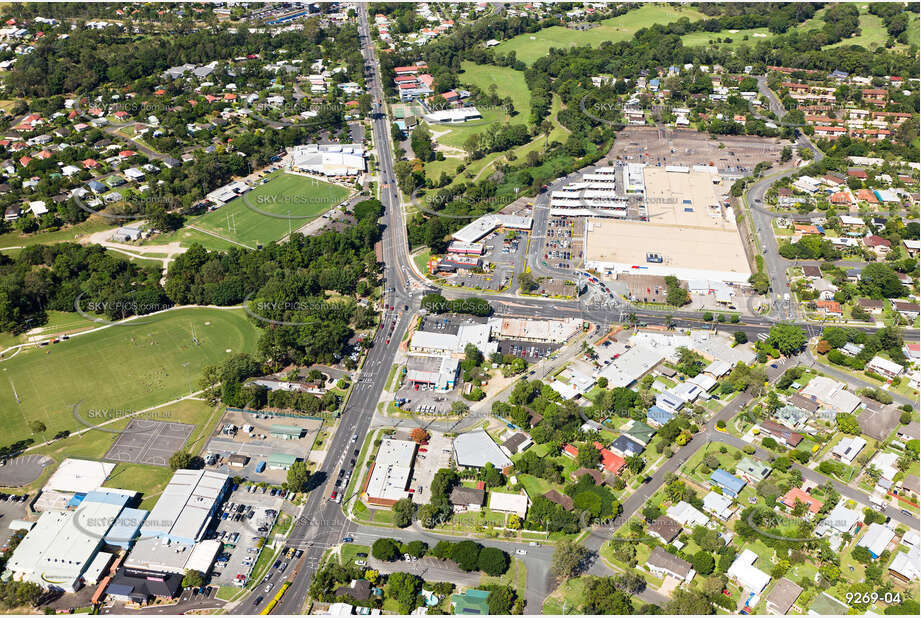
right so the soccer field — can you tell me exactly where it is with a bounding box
[194,173,351,247]
[0,307,260,445]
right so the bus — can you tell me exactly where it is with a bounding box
[260,581,291,614]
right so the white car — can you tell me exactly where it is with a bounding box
[355,560,367,566]
[515,549,527,556]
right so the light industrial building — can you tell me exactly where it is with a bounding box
[364,438,418,506]
[124,469,229,574]
[584,167,751,284]
[3,489,141,592]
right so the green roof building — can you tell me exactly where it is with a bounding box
[451,589,490,615]
[270,424,303,440]
[626,421,656,446]
[267,452,299,470]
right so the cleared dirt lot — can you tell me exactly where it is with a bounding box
[605,126,785,174]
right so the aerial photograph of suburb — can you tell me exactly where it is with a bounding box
[0,1,918,616]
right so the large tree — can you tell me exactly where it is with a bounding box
[767,323,807,356]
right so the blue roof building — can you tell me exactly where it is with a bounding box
[105,508,148,549]
[710,468,747,497]
[647,405,675,427]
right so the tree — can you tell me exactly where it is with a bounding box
[857,263,906,298]
[767,323,807,356]
[518,271,538,293]
[169,450,193,470]
[486,585,517,614]
[478,547,510,576]
[393,497,415,528]
[286,461,310,492]
[451,540,481,571]
[577,443,601,467]
[691,551,715,576]
[836,413,861,435]
[550,540,590,581]
[666,588,715,615]
[182,570,205,589]
[583,577,635,614]
[734,331,748,344]
[410,427,430,444]
[387,572,422,613]
[372,538,400,561]
[28,421,45,440]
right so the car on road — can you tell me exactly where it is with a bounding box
[253,596,264,606]
[515,549,527,556]
[528,542,540,547]
[343,537,353,543]
[264,583,274,593]
[355,560,367,566]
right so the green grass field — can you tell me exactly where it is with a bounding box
[0,307,259,444]
[493,4,705,65]
[193,172,350,248]
[0,219,118,251]
[682,27,775,49]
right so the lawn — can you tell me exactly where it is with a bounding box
[543,576,587,614]
[192,172,350,248]
[103,462,176,509]
[493,4,705,65]
[144,226,241,251]
[425,62,531,151]
[0,218,118,251]
[682,27,774,49]
[339,543,371,567]
[0,307,259,444]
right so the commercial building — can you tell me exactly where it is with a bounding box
[364,438,418,507]
[488,317,582,343]
[270,425,304,440]
[405,354,460,391]
[288,144,366,177]
[584,167,750,284]
[451,213,532,244]
[409,323,497,358]
[453,430,512,469]
[423,107,482,123]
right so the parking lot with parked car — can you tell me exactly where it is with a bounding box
[209,486,282,587]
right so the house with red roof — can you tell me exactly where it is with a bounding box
[863,234,892,256]
[114,111,129,120]
[593,442,626,476]
[118,150,136,158]
[856,189,878,204]
[18,156,32,167]
[562,444,579,459]
[779,487,823,517]
[829,191,853,206]
[154,89,166,95]
[83,158,99,169]
[224,93,237,101]
[814,300,842,317]
[34,149,52,160]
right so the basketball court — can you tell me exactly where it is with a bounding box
[104,419,194,467]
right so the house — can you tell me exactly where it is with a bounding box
[888,546,920,582]
[821,503,860,535]
[665,501,709,528]
[571,468,603,486]
[779,488,823,517]
[625,422,656,447]
[335,579,372,602]
[648,515,682,544]
[645,547,694,583]
[831,435,866,463]
[813,300,842,317]
[542,490,573,512]
[735,457,771,484]
[892,301,919,320]
[759,420,804,448]
[610,435,643,458]
[866,355,904,378]
[801,377,861,415]
[863,235,892,255]
[765,578,803,615]
[728,549,771,593]
[802,265,822,279]
[855,298,884,315]
[488,492,529,519]
[593,442,626,476]
[709,469,746,498]
[903,342,920,362]
[449,487,485,512]
[702,491,735,520]
[646,405,674,427]
[502,432,532,455]
[857,522,895,559]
